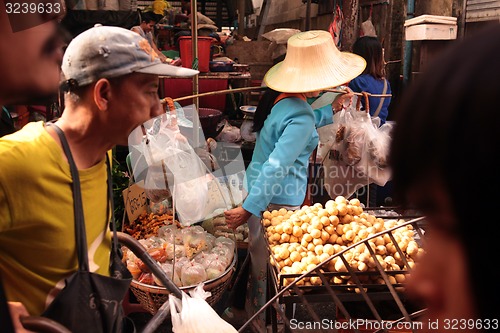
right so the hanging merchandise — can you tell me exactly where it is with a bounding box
[320,95,392,199]
[328,3,343,48]
[128,104,245,227]
[360,5,377,37]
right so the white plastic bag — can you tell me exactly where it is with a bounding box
[357,119,393,186]
[169,284,237,333]
[216,120,241,143]
[129,106,245,226]
[321,96,392,199]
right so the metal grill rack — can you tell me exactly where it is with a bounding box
[239,211,428,333]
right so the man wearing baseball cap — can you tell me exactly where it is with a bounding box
[0,24,198,330]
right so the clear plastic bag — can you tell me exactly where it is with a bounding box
[164,243,186,261]
[322,97,377,199]
[193,251,216,268]
[205,257,227,280]
[356,117,393,186]
[182,226,207,258]
[173,256,191,280]
[154,262,182,287]
[158,225,183,245]
[214,236,235,255]
[180,261,207,287]
[129,108,246,226]
[130,113,209,226]
[215,120,241,143]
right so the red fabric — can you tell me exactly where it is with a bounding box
[274,93,306,105]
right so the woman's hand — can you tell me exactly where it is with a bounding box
[224,206,252,230]
[332,87,354,113]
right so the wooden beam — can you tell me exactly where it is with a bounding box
[238,0,245,35]
[342,0,360,51]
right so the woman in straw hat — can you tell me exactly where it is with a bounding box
[224,30,365,330]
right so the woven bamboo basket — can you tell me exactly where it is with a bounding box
[130,252,237,315]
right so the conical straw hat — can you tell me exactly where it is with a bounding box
[264,30,366,93]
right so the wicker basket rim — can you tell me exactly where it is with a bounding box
[130,249,237,293]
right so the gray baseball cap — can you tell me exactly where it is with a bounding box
[61,25,198,88]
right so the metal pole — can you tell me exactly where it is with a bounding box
[403,0,415,86]
[191,0,200,146]
[305,0,312,31]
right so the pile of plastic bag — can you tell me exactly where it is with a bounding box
[318,96,393,199]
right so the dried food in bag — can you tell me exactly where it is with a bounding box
[137,272,154,285]
[182,226,207,258]
[193,251,218,269]
[173,256,191,279]
[126,261,142,280]
[181,261,208,287]
[210,246,232,267]
[144,164,172,203]
[147,247,168,263]
[149,200,170,215]
[158,225,183,244]
[343,112,371,166]
[135,258,151,273]
[214,236,235,254]
[367,121,393,168]
[154,262,182,287]
[204,233,216,251]
[164,243,186,260]
[205,256,227,280]
[329,109,353,162]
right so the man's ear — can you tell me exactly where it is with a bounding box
[93,78,112,111]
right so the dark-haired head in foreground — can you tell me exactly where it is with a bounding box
[389,24,500,331]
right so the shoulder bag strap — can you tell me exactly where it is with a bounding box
[105,153,122,274]
[373,79,388,118]
[48,124,118,274]
[47,123,90,272]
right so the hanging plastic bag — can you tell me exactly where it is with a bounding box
[322,96,375,199]
[169,284,238,333]
[129,103,245,226]
[216,120,241,143]
[357,119,393,186]
[128,112,209,225]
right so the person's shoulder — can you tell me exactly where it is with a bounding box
[350,74,372,86]
[276,97,311,112]
[0,122,46,155]
[275,97,314,121]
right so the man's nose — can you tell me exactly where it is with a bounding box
[152,99,163,117]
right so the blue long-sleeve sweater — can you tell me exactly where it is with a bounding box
[349,74,392,125]
[242,97,333,217]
